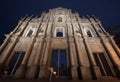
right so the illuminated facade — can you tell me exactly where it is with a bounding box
[0,7,120,80]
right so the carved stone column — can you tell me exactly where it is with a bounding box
[76,17,102,79]
[14,37,36,78]
[0,17,32,77]
[94,21,120,59]
[74,36,88,80]
[0,33,12,55]
[96,20,120,54]
[0,36,19,75]
[100,37,120,78]
[68,36,78,80]
[0,17,26,55]
[108,36,120,58]
[91,19,120,78]
[14,18,41,78]
[26,36,44,79]
[83,37,102,79]
[39,37,51,79]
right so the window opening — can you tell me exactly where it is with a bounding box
[87,30,92,37]
[7,51,25,76]
[27,30,33,37]
[58,17,62,22]
[51,50,67,77]
[56,32,63,37]
[93,53,113,76]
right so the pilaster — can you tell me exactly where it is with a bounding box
[0,33,12,55]
[108,36,120,58]
[26,37,44,79]
[100,37,120,78]
[14,37,35,78]
[68,36,78,80]
[74,36,90,80]
[0,16,26,55]
[14,17,41,78]
[76,17,102,79]
[84,37,102,79]
[0,36,19,76]
[78,66,89,80]
[93,16,120,60]
[90,17,120,78]
[39,37,51,79]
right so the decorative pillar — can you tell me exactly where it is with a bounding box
[74,36,88,80]
[66,21,78,80]
[0,17,26,55]
[100,37,120,78]
[38,15,52,79]
[0,36,19,75]
[0,33,12,55]
[84,37,102,79]
[26,36,44,79]
[25,14,46,79]
[75,16,102,79]
[108,36,120,58]
[14,37,36,78]
[39,37,51,79]
[74,37,83,65]
[100,37,120,65]
[91,17,120,78]
[14,18,41,78]
[93,16,120,58]
[0,16,32,77]
[68,36,78,80]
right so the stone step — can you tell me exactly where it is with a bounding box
[0,79,120,82]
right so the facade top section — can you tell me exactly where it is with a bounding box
[20,7,101,26]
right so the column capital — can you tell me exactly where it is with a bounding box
[45,37,51,42]
[68,36,74,43]
[0,63,7,76]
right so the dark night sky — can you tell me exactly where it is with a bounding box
[0,0,120,44]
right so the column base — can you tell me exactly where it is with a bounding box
[78,66,92,80]
[26,65,39,79]
[38,66,50,79]
[90,65,102,80]
[113,64,120,78]
[71,66,78,80]
[0,64,6,77]
[14,65,26,79]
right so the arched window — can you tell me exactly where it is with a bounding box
[87,30,92,37]
[54,27,65,37]
[58,17,62,22]
[98,29,103,33]
[84,27,94,37]
[56,32,63,37]
[27,30,33,37]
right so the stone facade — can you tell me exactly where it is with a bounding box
[0,7,120,80]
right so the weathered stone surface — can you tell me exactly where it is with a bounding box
[0,7,120,81]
